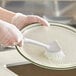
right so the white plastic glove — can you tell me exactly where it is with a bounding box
[0,20,23,46]
[11,13,50,30]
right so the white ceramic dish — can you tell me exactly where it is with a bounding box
[16,23,76,70]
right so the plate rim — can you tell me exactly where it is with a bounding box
[16,22,76,70]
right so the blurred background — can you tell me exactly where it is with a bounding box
[0,0,76,26]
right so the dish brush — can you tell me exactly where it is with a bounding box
[24,38,65,61]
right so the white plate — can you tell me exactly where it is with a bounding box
[16,23,76,70]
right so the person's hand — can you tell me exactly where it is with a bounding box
[0,20,23,46]
[12,13,50,30]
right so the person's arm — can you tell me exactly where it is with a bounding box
[0,7,49,30]
[0,20,23,46]
[0,7,49,46]
[0,7,15,23]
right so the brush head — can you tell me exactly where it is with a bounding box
[44,41,65,61]
[45,50,65,61]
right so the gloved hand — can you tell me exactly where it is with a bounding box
[0,20,23,46]
[11,13,50,30]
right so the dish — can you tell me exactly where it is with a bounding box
[16,23,76,70]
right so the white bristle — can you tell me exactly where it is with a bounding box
[44,50,65,61]
[45,40,65,61]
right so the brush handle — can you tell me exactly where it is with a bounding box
[23,38,49,48]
